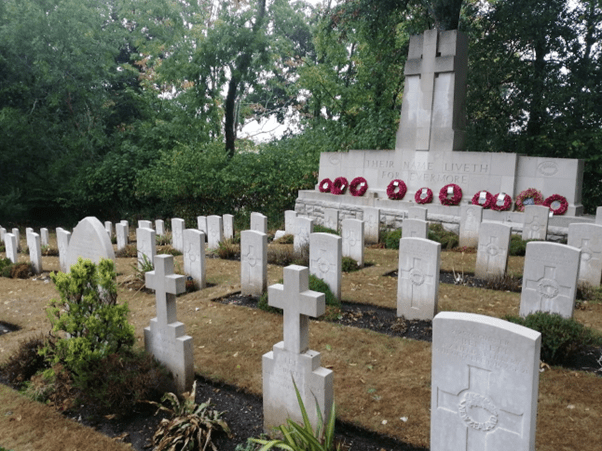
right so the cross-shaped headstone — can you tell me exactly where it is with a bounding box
[145,255,186,326]
[268,265,325,353]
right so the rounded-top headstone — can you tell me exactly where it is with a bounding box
[65,216,115,272]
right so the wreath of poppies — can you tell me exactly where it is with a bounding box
[439,184,463,206]
[319,178,332,193]
[414,187,433,204]
[386,179,407,200]
[491,193,512,211]
[471,190,493,209]
[349,177,368,197]
[543,194,568,215]
[515,188,544,212]
[331,176,348,195]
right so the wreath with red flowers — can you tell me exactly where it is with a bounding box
[439,184,463,206]
[543,194,568,215]
[471,190,493,209]
[349,177,368,197]
[331,176,348,195]
[491,193,512,211]
[386,179,407,200]
[319,178,332,193]
[515,188,544,212]
[414,187,433,204]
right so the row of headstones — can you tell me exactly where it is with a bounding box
[0,226,51,274]
[144,254,542,450]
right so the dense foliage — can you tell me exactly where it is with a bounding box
[1,0,601,225]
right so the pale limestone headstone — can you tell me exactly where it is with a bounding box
[56,228,71,272]
[120,220,129,241]
[138,220,153,229]
[596,206,602,225]
[171,218,185,252]
[262,265,333,434]
[397,237,440,320]
[145,255,193,394]
[294,217,314,253]
[40,228,49,247]
[341,219,364,267]
[309,232,342,300]
[104,221,113,238]
[284,210,297,235]
[522,205,549,241]
[25,227,33,250]
[29,233,42,274]
[207,215,223,250]
[459,205,482,248]
[475,223,512,280]
[156,219,165,236]
[250,212,268,234]
[4,233,17,263]
[241,230,267,297]
[567,223,602,287]
[402,218,428,239]
[183,229,206,289]
[115,223,128,251]
[137,227,156,270]
[431,312,541,451]
[223,214,234,240]
[408,206,428,221]
[323,208,339,232]
[12,228,20,251]
[363,207,380,244]
[0,227,5,242]
[65,217,115,272]
[197,216,207,234]
[520,242,580,318]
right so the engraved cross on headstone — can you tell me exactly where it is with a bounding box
[145,255,186,326]
[268,265,325,353]
[478,236,501,274]
[311,248,335,277]
[524,266,572,306]
[400,257,433,308]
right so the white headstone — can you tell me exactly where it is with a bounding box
[294,217,314,253]
[284,210,297,235]
[12,228,20,251]
[431,312,541,451]
[40,228,49,247]
[65,217,115,272]
[475,222,512,280]
[207,215,223,249]
[250,212,268,234]
[459,205,483,248]
[223,214,234,240]
[397,237,441,320]
[323,208,339,232]
[522,205,549,241]
[29,232,42,274]
[183,229,206,289]
[520,242,581,318]
[595,206,602,225]
[197,216,207,234]
[0,227,5,242]
[56,228,72,272]
[138,220,153,229]
[262,265,333,433]
[363,207,380,244]
[120,220,129,241]
[25,227,33,250]
[567,223,602,287]
[408,206,428,221]
[171,218,185,252]
[4,233,17,264]
[402,218,428,239]
[144,255,193,394]
[341,219,364,267]
[309,232,342,300]
[137,227,156,270]
[241,230,267,297]
[115,223,128,251]
[104,221,113,238]
[156,219,165,236]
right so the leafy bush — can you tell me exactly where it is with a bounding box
[156,232,172,246]
[381,229,401,249]
[342,257,360,272]
[505,312,602,365]
[0,259,33,279]
[1,334,50,386]
[509,234,528,256]
[259,274,340,313]
[314,225,339,235]
[428,224,459,249]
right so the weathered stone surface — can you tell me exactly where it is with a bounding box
[171,218,185,252]
[596,206,602,225]
[207,215,223,249]
[522,205,549,241]
[104,221,113,238]
[25,228,33,250]
[183,229,206,290]
[408,206,428,220]
[363,207,380,244]
[65,217,115,272]
[223,214,234,240]
[56,228,71,272]
[402,218,428,239]
[520,242,580,318]
[397,237,440,320]
[197,216,207,234]
[262,266,333,434]
[294,217,313,253]
[138,220,153,229]
[241,230,267,297]
[459,205,482,248]
[475,222,511,280]
[567,223,602,287]
[137,227,156,270]
[4,233,17,264]
[431,312,541,451]
[120,220,129,241]
[40,228,49,247]
[144,255,193,394]
[12,228,20,251]
[116,223,128,251]
[29,233,42,274]
[341,219,364,267]
[156,219,165,236]
[250,212,268,234]
[309,232,342,300]
[284,210,297,235]
[323,208,339,232]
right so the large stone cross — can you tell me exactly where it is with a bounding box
[268,265,325,353]
[145,255,186,326]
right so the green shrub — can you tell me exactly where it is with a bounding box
[382,229,401,249]
[509,234,528,256]
[156,232,172,246]
[258,274,340,313]
[314,225,339,235]
[428,224,459,249]
[0,259,33,279]
[576,282,602,303]
[505,312,602,365]
[342,257,360,272]
[268,246,296,266]
[215,239,239,260]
